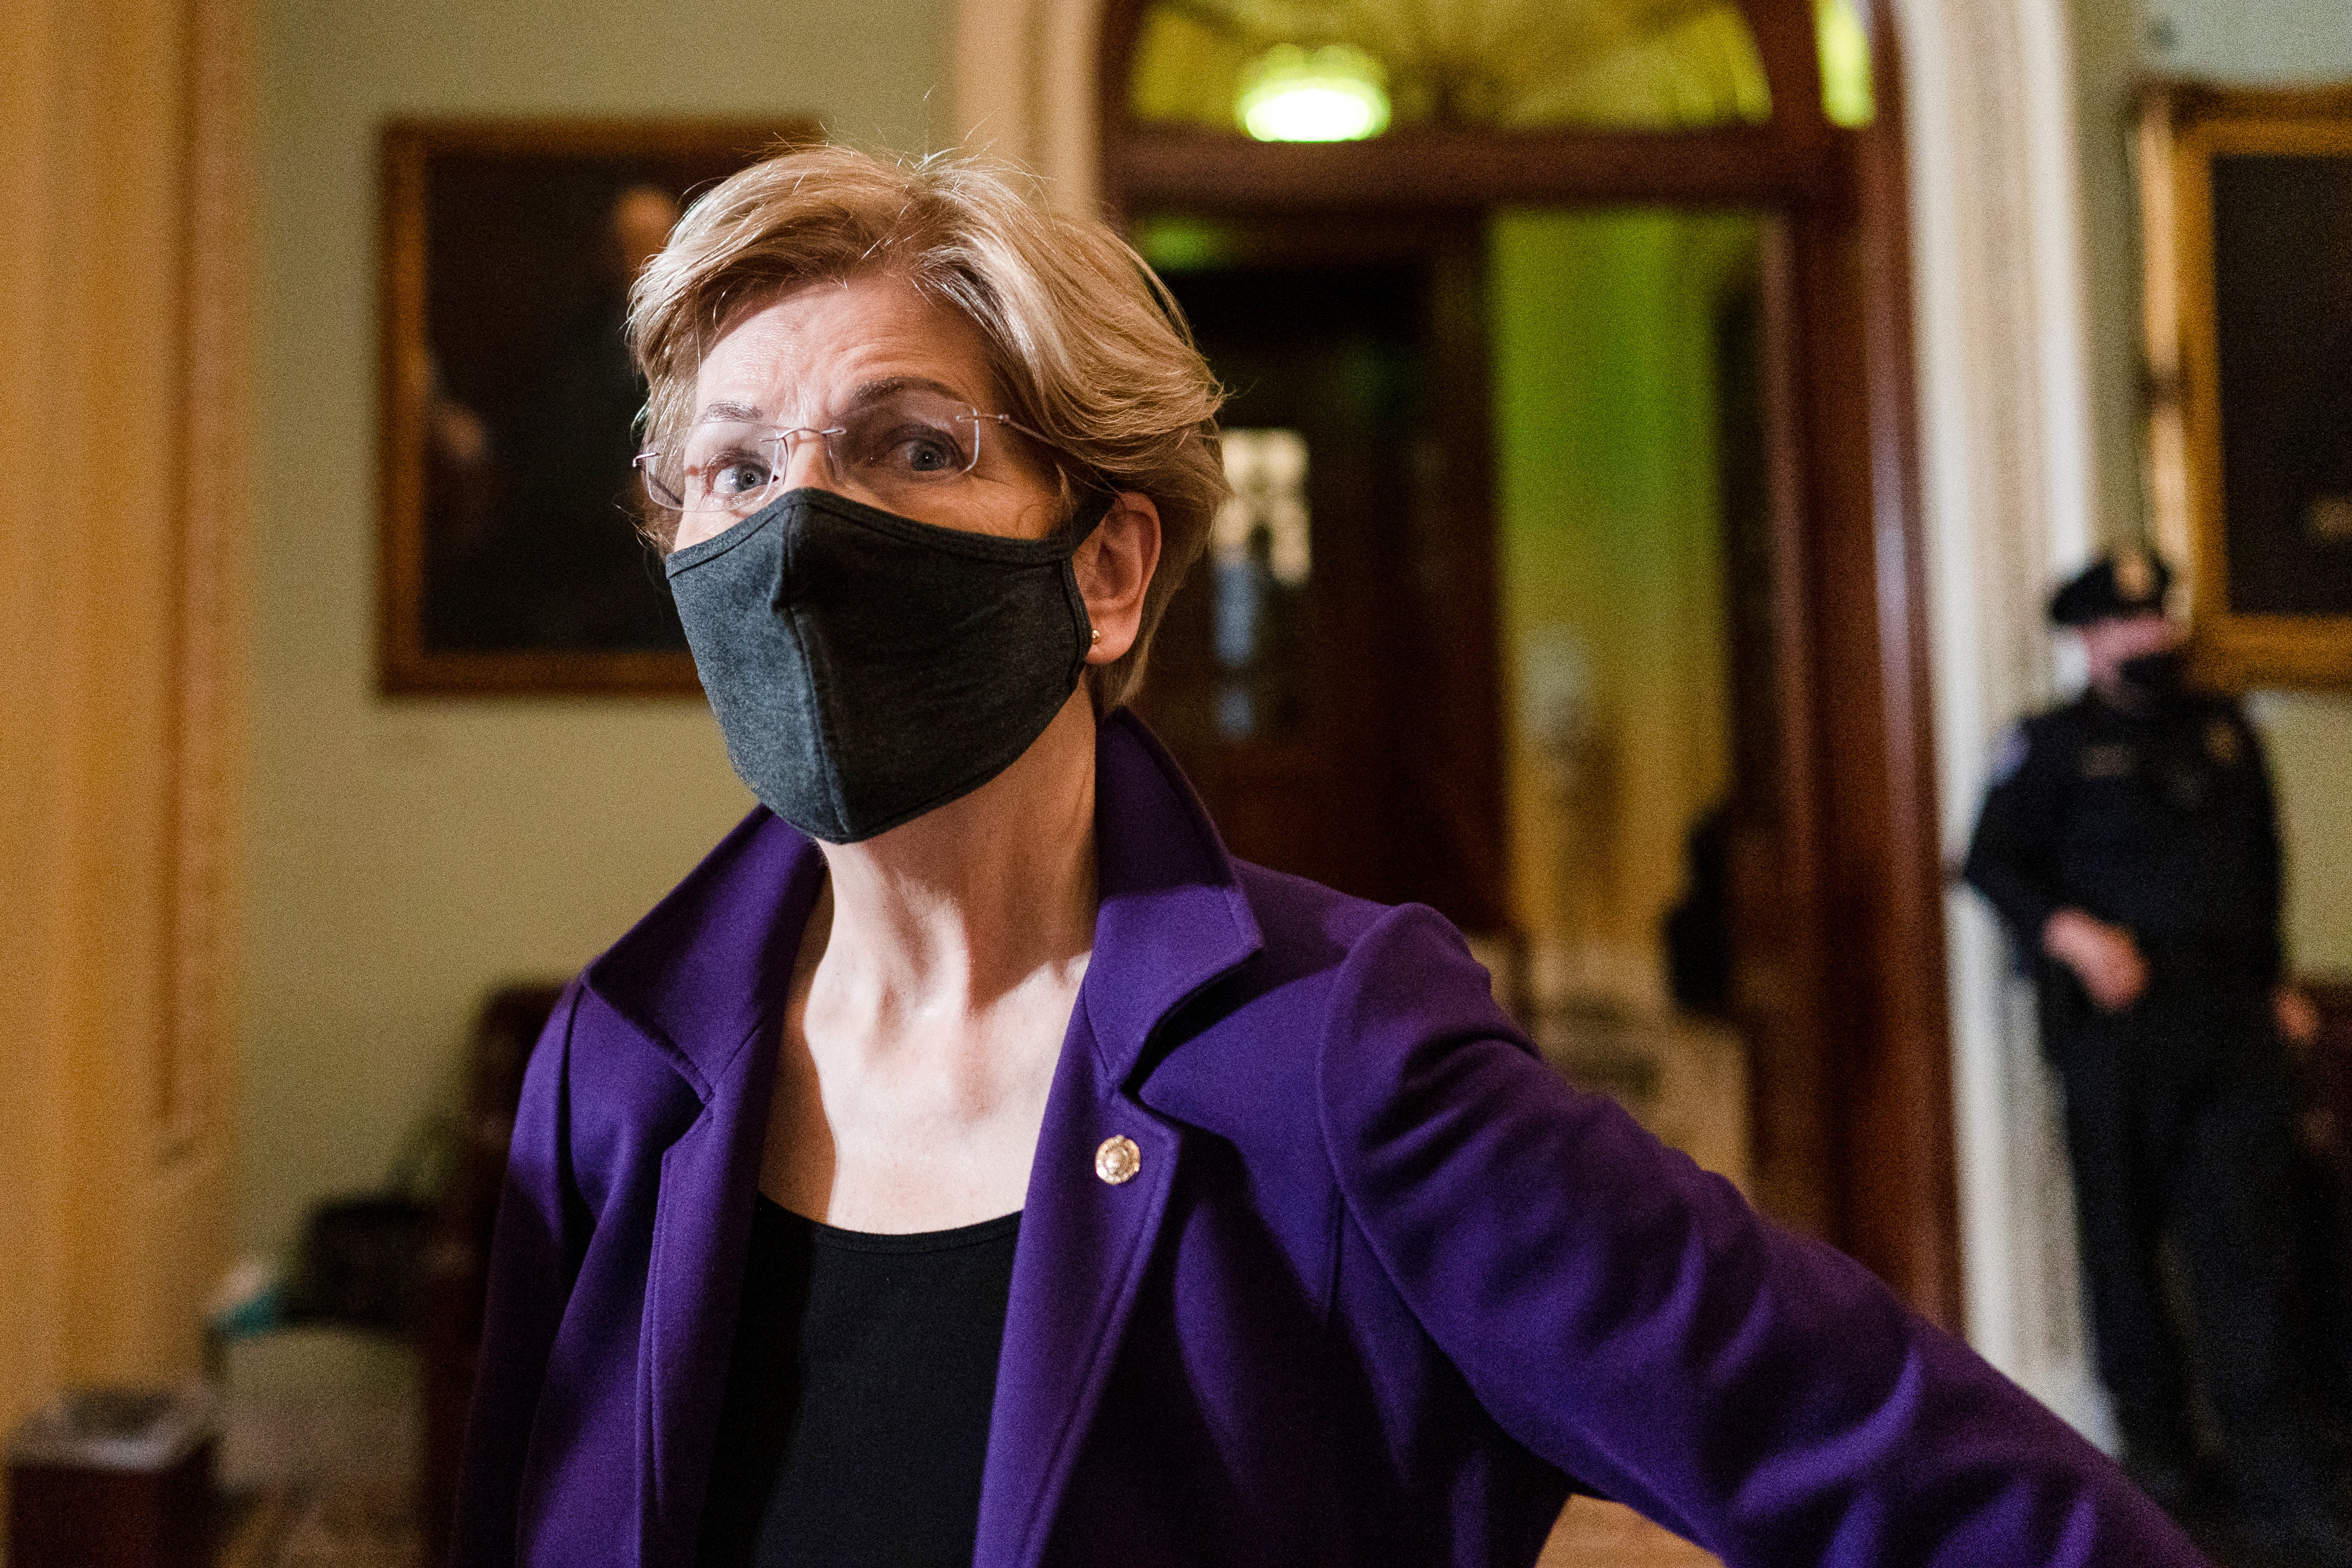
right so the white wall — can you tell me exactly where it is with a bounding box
[245,0,949,1255]
[1903,0,2111,1436]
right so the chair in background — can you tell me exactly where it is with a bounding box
[415,982,565,1565]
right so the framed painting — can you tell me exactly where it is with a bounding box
[2139,83,2352,689]
[377,116,817,695]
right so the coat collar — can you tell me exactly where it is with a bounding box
[579,804,827,1098]
[580,707,1261,1101]
[576,709,1262,1567]
[1080,708,1264,1082]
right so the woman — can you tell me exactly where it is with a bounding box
[453,146,2206,1567]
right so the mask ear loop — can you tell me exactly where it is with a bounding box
[1055,485,1118,553]
[1052,485,1119,688]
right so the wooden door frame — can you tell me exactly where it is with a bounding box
[1098,0,1962,1327]
[1132,214,1510,932]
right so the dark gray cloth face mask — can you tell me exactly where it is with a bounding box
[665,485,1111,844]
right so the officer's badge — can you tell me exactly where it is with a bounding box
[2206,718,2243,767]
[2113,549,2156,603]
[2081,743,2136,779]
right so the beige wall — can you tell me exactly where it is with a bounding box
[245,0,948,1254]
[2067,0,2352,976]
[2143,0,2352,74]
[2259,690,2352,973]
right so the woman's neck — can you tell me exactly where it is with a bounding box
[806,690,1099,1020]
[766,693,1099,1229]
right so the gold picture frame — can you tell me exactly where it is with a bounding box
[378,116,816,696]
[2138,83,2352,690]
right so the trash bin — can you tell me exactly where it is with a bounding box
[7,1384,216,1568]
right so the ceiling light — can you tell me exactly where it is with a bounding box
[1236,45,1391,143]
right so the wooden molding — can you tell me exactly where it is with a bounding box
[1112,125,1849,211]
[159,0,254,1161]
[1,0,254,1429]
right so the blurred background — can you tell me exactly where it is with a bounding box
[5,0,2350,1561]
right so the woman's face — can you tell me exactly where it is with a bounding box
[671,272,1064,552]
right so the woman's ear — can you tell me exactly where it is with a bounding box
[1077,492,1161,663]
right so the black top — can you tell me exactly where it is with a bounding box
[697,1198,1021,1568]
[1963,686,2283,1008]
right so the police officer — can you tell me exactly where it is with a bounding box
[1965,549,2339,1562]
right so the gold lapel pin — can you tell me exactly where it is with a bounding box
[1095,1135,1141,1185]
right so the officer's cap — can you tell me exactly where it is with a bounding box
[2048,548,2172,627]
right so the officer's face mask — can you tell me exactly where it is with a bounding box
[665,486,1109,844]
[2117,648,2188,701]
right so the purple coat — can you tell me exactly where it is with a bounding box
[454,711,2203,1567]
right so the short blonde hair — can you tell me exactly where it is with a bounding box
[628,145,1228,714]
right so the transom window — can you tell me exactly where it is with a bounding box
[1130,0,1773,136]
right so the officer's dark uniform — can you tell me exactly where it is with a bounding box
[1964,553,2311,1523]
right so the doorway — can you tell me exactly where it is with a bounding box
[1135,219,1505,932]
[1137,206,1779,1194]
[1101,0,1959,1322]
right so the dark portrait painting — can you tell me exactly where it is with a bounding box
[2140,85,2352,688]
[379,118,815,694]
[2209,151,2352,619]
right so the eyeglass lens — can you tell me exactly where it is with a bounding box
[643,388,1003,518]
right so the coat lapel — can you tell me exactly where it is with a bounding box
[639,1077,769,1566]
[974,712,1263,1568]
[974,1004,1184,1568]
[582,812,828,1567]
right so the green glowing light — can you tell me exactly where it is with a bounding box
[1236,45,1392,143]
[1815,0,1876,129]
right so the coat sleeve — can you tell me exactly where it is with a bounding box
[1316,905,2206,1567]
[450,980,591,1566]
[1962,719,2072,948]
